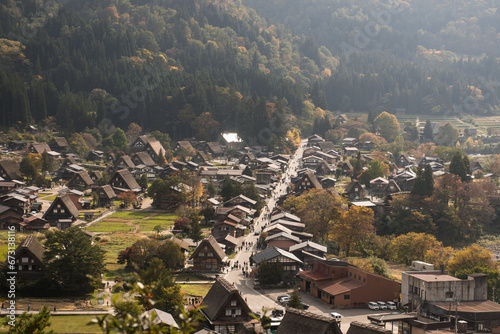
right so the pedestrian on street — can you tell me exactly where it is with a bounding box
[28,305,30,312]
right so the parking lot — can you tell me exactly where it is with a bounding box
[265,289,400,332]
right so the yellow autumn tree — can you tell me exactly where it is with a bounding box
[447,244,497,278]
[331,206,375,257]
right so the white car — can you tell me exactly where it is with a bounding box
[368,301,380,310]
[330,312,342,324]
[377,301,388,310]
[386,301,397,310]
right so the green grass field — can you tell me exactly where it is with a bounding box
[87,223,133,233]
[0,315,102,333]
[180,284,212,298]
[108,211,152,219]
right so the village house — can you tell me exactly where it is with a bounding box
[289,241,327,268]
[0,204,23,230]
[145,140,165,160]
[315,160,335,177]
[42,194,80,229]
[48,137,69,152]
[174,140,194,152]
[276,308,341,334]
[130,135,151,151]
[223,194,257,209]
[307,134,325,146]
[22,216,50,232]
[192,151,212,165]
[339,161,353,176]
[28,142,51,154]
[212,220,245,243]
[205,142,224,157]
[302,155,324,170]
[321,177,337,189]
[369,177,389,195]
[342,137,358,147]
[190,235,227,272]
[344,180,366,200]
[109,169,141,193]
[89,170,103,183]
[396,154,413,169]
[12,235,45,280]
[132,151,156,167]
[0,159,21,181]
[299,259,400,308]
[344,147,359,157]
[66,170,95,190]
[252,246,303,283]
[294,170,322,193]
[200,277,254,334]
[265,232,301,251]
[96,185,116,207]
[115,155,136,171]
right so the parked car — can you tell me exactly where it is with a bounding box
[279,297,290,305]
[377,301,388,310]
[277,295,288,302]
[299,302,310,310]
[368,301,380,310]
[386,301,397,310]
[330,312,342,324]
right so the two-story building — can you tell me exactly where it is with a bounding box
[200,277,254,334]
[12,235,45,280]
[190,235,227,272]
[299,259,400,308]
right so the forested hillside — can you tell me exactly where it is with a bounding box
[0,0,338,141]
[243,0,500,115]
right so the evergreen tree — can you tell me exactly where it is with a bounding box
[423,120,433,141]
[189,220,203,243]
[411,165,434,197]
[155,149,167,167]
[112,128,128,150]
[449,152,468,182]
[463,155,471,181]
[41,150,52,174]
[287,288,303,309]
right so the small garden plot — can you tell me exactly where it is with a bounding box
[108,211,152,219]
[87,222,133,233]
[180,284,213,298]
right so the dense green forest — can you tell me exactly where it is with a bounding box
[243,0,500,115]
[0,0,339,141]
[1,0,500,140]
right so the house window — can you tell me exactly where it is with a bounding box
[231,300,237,306]
[225,309,231,316]
[235,308,241,316]
[363,277,366,282]
[353,274,356,278]
[344,295,350,300]
[57,204,61,208]
[349,272,352,276]
[228,326,235,333]
[60,209,65,213]
[207,252,213,257]
[445,291,454,299]
[53,209,58,213]
[358,276,361,280]
[22,257,28,263]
